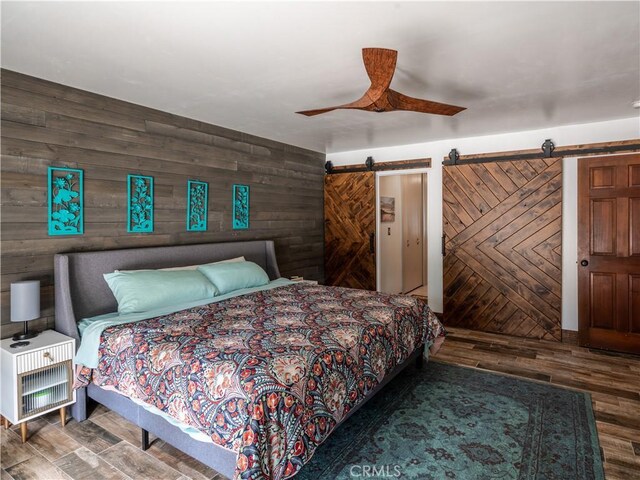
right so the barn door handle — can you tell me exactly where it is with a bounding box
[369,233,375,254]
[442,234,446,256]
[580,259,589,267]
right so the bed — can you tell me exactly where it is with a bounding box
[54,240,445,480]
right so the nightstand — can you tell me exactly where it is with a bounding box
[0,330,76,443]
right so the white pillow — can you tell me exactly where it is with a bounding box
[160,256,245,271]
[116,256,245,273]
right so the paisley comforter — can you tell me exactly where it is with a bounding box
[75,282,445,479]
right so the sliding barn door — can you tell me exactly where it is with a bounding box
[578,154,640,354]
[443,158,562,340]
[324,172,376,290]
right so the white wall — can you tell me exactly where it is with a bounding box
[328,117,640,330]
[379,175,403,294]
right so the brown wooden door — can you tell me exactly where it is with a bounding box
[443,158,562,340]
[578,154,640,354]
[324,172,376,290]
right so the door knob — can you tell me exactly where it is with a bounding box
[580,260,589,267]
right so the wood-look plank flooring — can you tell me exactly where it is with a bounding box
[1,406,224,480]
[2,328,638,479]
[433,327,640,480]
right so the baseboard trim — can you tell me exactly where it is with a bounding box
[562,329,579,345]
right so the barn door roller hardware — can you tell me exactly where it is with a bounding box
[541,139,555,158]
[444,139,554,166]
[448,149,460,165]
[365,156,375,171]
[443,138,640,166]
[325,157,374,174]
[324,161,334,173]
[326,156,431,174]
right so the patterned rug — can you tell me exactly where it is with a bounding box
[297,361,604,480]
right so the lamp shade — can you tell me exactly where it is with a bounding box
[11,280,40,322]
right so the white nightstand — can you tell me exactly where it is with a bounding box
[0,330,76,443]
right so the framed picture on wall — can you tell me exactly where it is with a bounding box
[187,180,208,232]
[127,174,154,233]
[380,196,395,222]
[232,184,249,229]
[47,166,84,236]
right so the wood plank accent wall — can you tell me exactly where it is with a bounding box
[0,69,326,338]
[443,157,562,340]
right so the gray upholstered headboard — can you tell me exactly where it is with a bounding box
[54,240,281,342]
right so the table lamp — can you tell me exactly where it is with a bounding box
[11,280,40,341]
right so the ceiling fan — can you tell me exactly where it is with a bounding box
[296,48,466,117]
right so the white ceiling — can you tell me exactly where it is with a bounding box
[2,2,639,153]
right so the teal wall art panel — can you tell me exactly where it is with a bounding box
[187,180,208,232]
[47,166,84,236]
[127,174,154,233]
[232,184,250,230]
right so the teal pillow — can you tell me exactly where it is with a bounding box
[104,270,218,314]
[197,261,269,295]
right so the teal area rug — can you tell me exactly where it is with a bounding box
[298,361,604,480]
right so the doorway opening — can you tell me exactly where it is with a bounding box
[376,171,428,297]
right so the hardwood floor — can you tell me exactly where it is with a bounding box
[1,327,638,479]
[433,327,640,480]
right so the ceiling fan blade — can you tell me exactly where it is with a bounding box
[296,107,339,117]
[387,89,466,116]
[362,48,397,97]
[296,93,375,116]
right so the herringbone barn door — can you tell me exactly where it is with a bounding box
[443,158,562,340]
[324,172,376,290]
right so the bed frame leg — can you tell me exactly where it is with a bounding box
[71,388,88,422]
[416,351,424,369]
[141,428,150,451]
